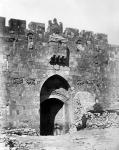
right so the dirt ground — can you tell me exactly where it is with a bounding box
[1,127,119,150]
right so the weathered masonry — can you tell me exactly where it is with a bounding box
[0,17,119,135]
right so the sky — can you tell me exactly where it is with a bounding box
[0,0,119,45]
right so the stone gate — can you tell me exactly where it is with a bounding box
[0,17,119,135]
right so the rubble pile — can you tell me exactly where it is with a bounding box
[86,112,119,129]
[3,137,30,150]
[2,128,39,136]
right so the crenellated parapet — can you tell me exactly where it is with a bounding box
[0,17,108,44]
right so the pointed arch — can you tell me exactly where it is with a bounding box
[40,74,70,103]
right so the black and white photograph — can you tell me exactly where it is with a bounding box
[0,0,119,149]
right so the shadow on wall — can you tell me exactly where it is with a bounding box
[40,98,64,135]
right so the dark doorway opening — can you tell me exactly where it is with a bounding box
[40,98,63,135]
[40,74,70,136]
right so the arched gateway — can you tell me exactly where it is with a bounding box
[40,74,70,135]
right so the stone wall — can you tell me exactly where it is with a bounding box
[0,18,8,129]
[106,45,119,108]
[0,16,118,132]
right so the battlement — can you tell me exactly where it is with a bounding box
[9,18,26,34]
[0,17,5,34]
[0,17,5,27]
[0,17,26,35]
[0,16,109,45]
